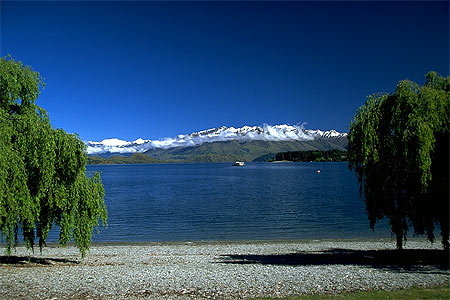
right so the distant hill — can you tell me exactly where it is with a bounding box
[88,138,347,164]
[87,153,166,165]
[86,124,348,164]
[86,124,347,155]
[142,138,347,162]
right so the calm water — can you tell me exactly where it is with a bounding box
[79,162,390,242]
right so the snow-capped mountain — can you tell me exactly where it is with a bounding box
[303,129,348,139]
[86,124,347,155]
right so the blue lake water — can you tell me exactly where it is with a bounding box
[80,162,390,242]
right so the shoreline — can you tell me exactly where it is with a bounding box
[1,236,439,248]
[1,239,448,299]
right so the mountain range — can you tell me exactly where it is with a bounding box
[86,124,348,163]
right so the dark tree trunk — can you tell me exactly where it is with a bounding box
[392,216,404,250]
[441,224,449,251]
[396,232,403,250]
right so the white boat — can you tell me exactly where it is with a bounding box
[232,161,245,166]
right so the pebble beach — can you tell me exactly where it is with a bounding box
[1,239,449,299]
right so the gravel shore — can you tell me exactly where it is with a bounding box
[1,239,449,299]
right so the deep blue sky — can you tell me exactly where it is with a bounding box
[1,1,448,141]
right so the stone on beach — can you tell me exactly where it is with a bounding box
[0,239,448,299]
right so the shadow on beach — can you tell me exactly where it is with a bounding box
[218,248,449,274]
[0,256,79,266]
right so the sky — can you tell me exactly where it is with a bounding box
[1,1,448,142]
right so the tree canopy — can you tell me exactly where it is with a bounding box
[0,55,107,257]
[348,72,449,249]
[274,149,347,162]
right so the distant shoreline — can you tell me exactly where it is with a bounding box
[87,148,348,165]
[86,160,348,166]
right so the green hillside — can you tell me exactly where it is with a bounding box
[88,138,348,164]
[143,138,347,162]
[87,153,167,165]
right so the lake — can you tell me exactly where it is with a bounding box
[81,162,390,242]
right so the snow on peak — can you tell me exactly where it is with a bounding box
[133,138,149,145]
[86,124,347,155]
[305,129,348,138]
[99,138,129,146]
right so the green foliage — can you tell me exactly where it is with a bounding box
[0,56,107,257]
[0,54,45,110]
[348,72,449,249]
[273,149,347,162]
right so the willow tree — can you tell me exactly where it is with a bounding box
[0,56,107,257]
[348,72,449,249]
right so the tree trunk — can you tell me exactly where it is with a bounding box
[392,215,404,250]
[396,232,403,250]
[441,225,449,251]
